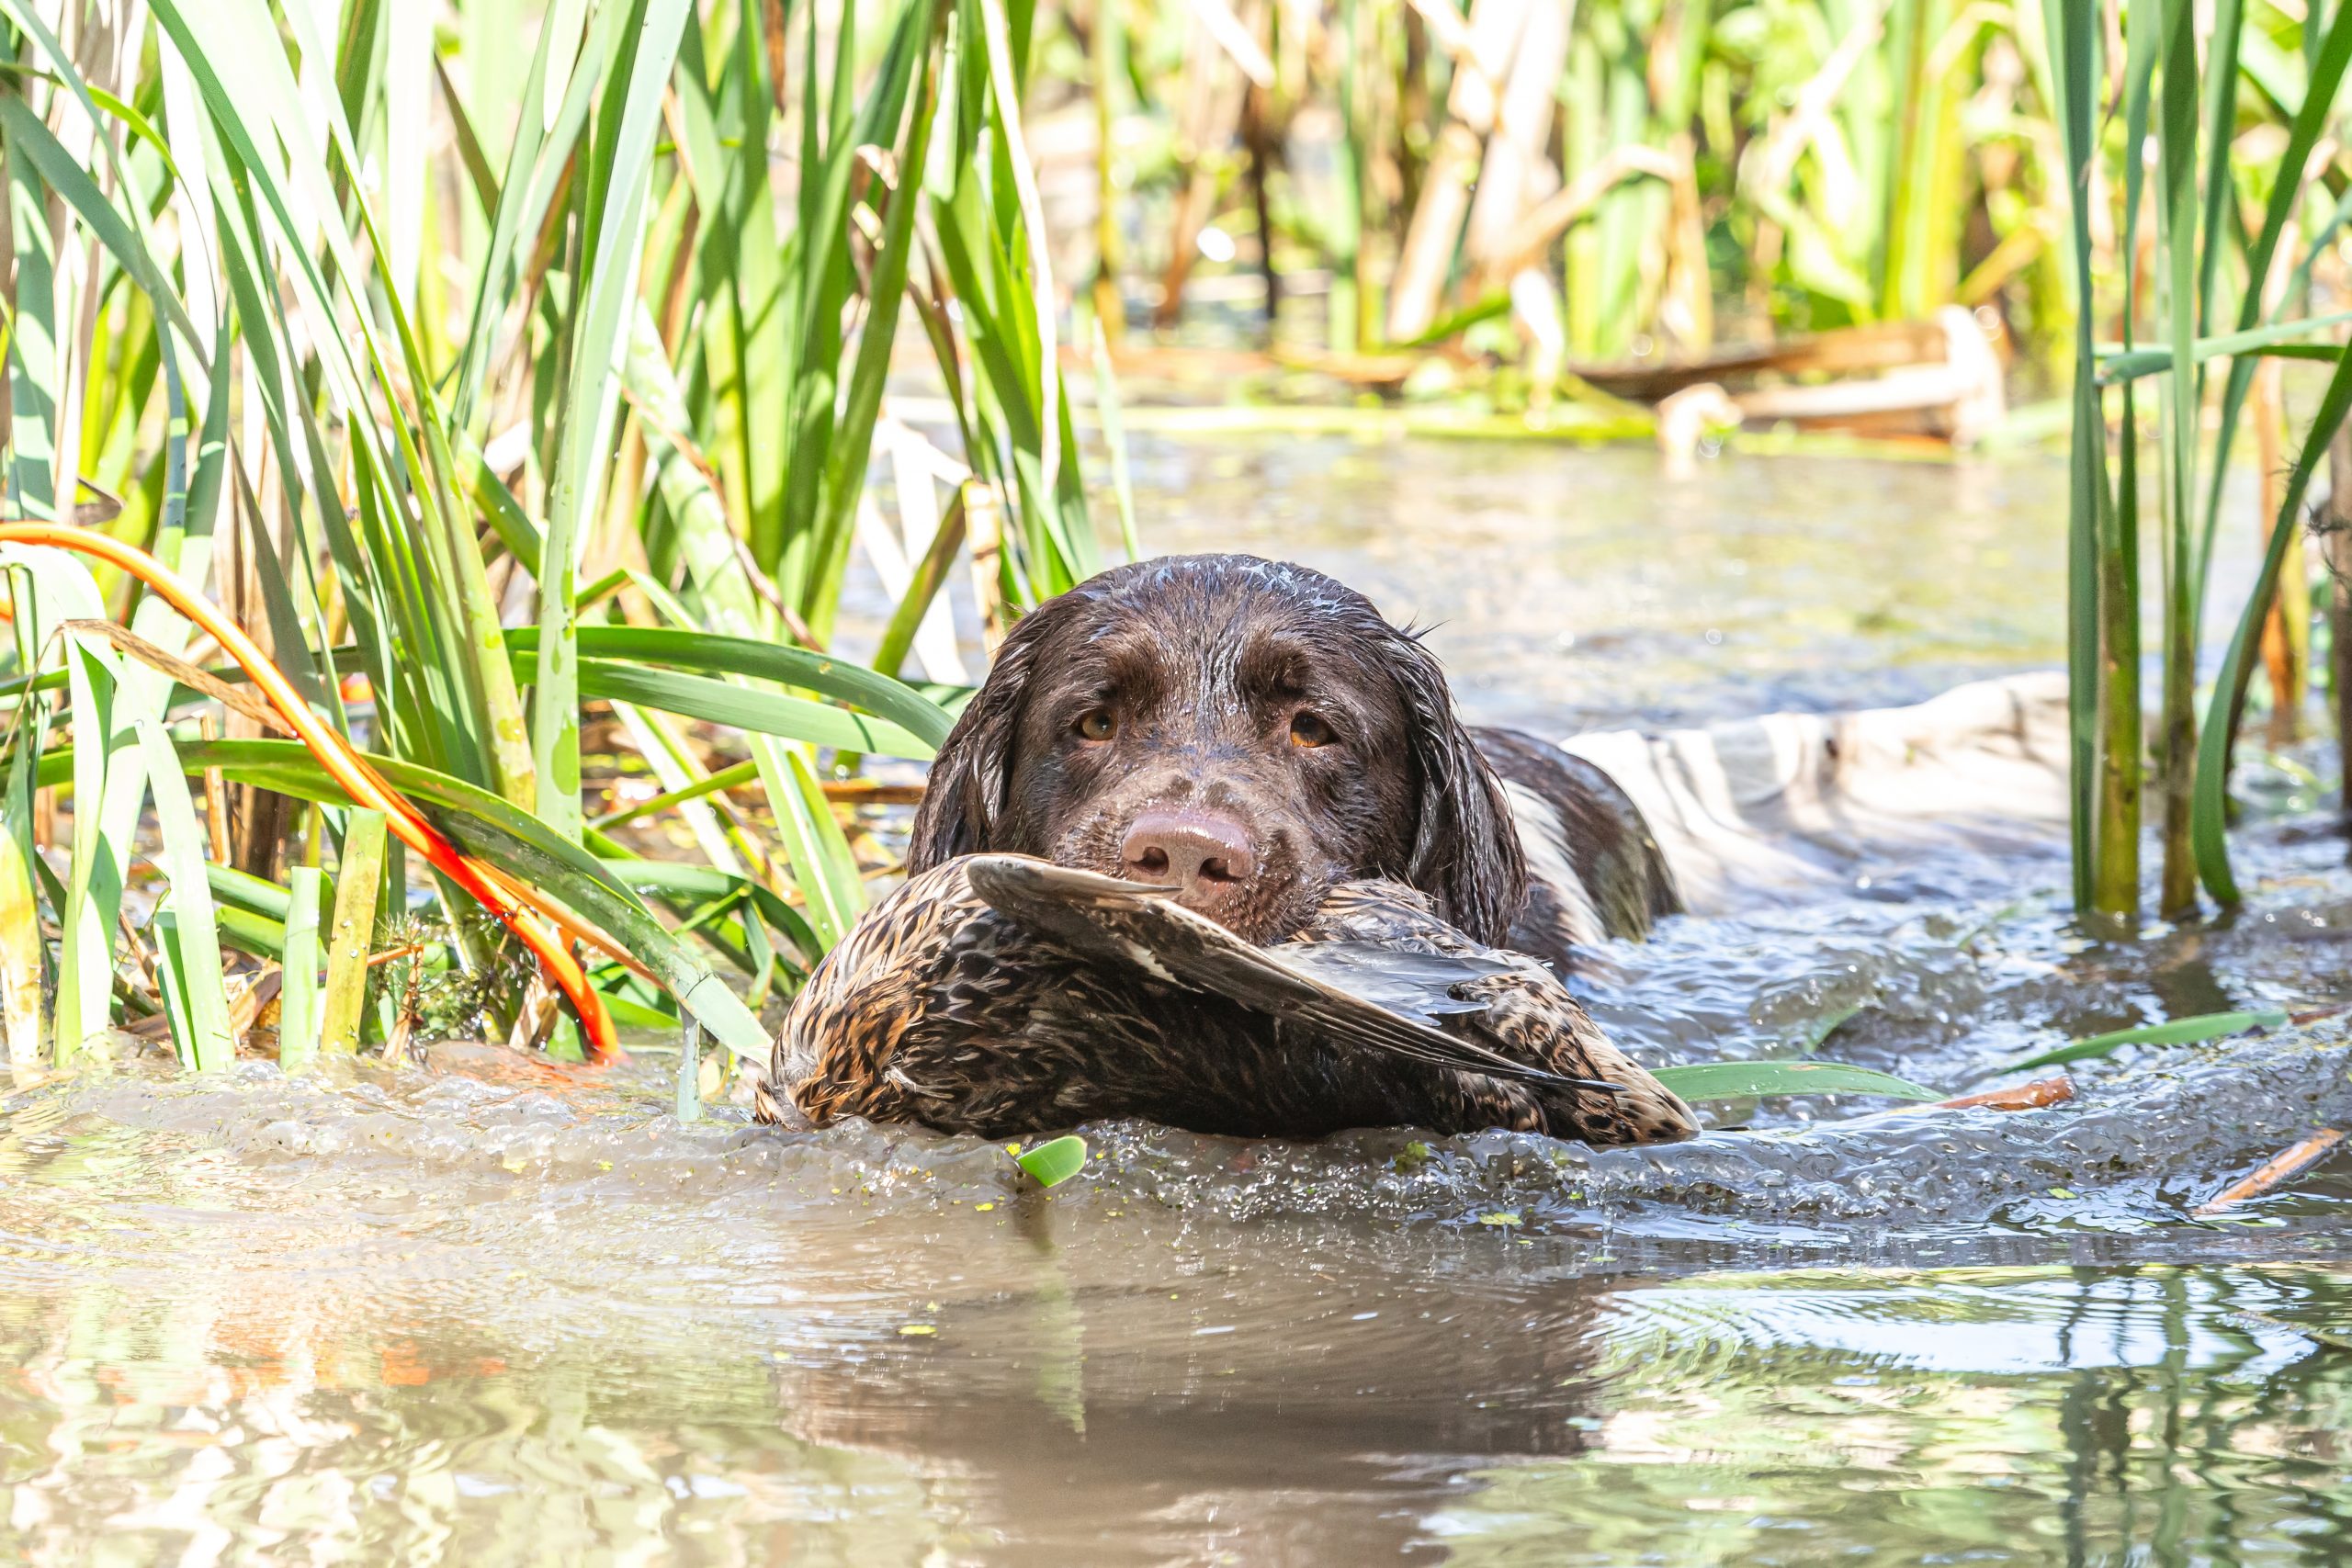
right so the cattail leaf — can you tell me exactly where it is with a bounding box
[1650,1061,1939,1104]
[2008,1010,2292,1071]
[503,626,954,748]
[278,866,325,1073]
[135,720,233,1072]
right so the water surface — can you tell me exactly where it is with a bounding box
[5,440,2348,1565]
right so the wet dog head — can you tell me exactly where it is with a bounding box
[908,555,1526,944]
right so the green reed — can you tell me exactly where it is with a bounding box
[10,0,2352,1076]
[0,0,1095,1068]
[2052,0,2352,928]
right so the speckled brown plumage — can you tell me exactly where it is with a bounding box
[756,855,1695,1145]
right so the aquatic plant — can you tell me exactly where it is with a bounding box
[2051,0,2352,927]
[0,0,1101,1071]
[1649,1059,1936,1103]
[2010,1008,2295,1069]
[9,0,2352,1083]
[1011,1133,1090,1184]
[1091,0,2009,362]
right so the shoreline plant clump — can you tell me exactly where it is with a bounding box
[0,0,1099,1075]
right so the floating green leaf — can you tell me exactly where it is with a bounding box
[1012,1134,1088,1188]
[1651,1061,1939,1103]
[2007,1010,2290,1071]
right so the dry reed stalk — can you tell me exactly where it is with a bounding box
[1092,0,1124,344]
[965,480,1010,654]
[1239,79,1281,337]
[1385,0,1526,342]
[1861,1075,2077,1121]
[1155,0,1260,327]
[2196,1129,2345,1214]
[1179,0,1276,85]
[1500,143,1683,280]
[1654,135,1713,350]
[220,466,296,883]
[1461,0,1568,288]
[1935,1077,2076,1111]
[198,715,231,866]
[2328,425,2352,815]
[2255,354,2309,744]
[2250,220,2314,748]
[817,781,927,806]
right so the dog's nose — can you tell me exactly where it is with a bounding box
[1120,810,1258,902]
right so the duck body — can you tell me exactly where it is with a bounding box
[759,856,1695,1145]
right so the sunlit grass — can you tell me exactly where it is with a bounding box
[0,0,1089,1070]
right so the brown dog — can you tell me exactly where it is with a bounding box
[909,553,1677,968]
[755,554,1699,1143]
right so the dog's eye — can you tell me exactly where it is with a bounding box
[1289,711,1338,748]
[1075,707,1118,741]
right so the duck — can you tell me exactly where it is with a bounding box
[754,853,1696,1145]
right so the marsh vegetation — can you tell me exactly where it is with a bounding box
[5,0,2352,1062]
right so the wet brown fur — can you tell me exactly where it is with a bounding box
[907,554,1528,946]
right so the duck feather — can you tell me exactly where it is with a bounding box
[963,854,1622,1094]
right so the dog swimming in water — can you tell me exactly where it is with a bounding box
[755,554,1694,1145]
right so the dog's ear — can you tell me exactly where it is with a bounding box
[907,604,1057,872]
[1388,631,1527,944]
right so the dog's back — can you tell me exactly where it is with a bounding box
[1475,728,1680,970]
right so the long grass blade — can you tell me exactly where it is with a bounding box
[502,624,954,745]
[533,0,695,840]
[2008,1009,2290,1069]
[2192,344,2352,903]
[762,744,867,949]
[135,719,232,1071]
[320,809,390,1055]
[277,864,323,1073]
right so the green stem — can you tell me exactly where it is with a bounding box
[319,808,388,1055]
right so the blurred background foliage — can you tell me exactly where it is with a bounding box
[1057,0,2078,366]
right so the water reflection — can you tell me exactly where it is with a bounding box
[6,1173,2351,1567]
[1132,439,2084,737]
[1430,1267,2352,1567]
[841,437,2099,737]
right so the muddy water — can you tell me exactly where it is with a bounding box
[6,443,2352,1565]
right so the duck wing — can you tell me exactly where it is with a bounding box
[963,854,1623,1094]
[1273,941,1510,1024]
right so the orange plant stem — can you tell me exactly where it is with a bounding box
[0,523,617,1059]
[2195,1129,2344,1215]
[1936,1077,2075,1112]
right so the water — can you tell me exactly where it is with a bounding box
[1137,435,2080,735]
[6,441,2350,1565]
